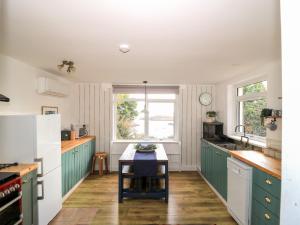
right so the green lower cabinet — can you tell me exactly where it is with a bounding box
[200,140,229,200]
[251,168,281,225]
[61,139,96,197]
[22,170,38,225]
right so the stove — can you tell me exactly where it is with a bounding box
[0,171,22,225]
[0,162,18,170]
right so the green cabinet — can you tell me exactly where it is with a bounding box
[200,140,229,200]
[22,169,38,225]
[251,168,281,225]
[61,139,95,197]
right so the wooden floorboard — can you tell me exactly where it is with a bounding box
[50,172,237,225]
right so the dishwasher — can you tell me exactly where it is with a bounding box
[227,157,252,225]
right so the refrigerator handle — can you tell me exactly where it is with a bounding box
[34,157,44,177]
[37,180,45,200]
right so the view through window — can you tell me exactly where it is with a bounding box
[236,80,267,138]
[114,90,177,140]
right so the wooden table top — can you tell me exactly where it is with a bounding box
[119,144,168,163]
[0,163,38,177]
[61,136,95,154]
[229,150,281,179]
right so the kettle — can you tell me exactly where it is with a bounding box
[79,124,88,137]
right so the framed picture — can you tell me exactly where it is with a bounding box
[41,106,58,115]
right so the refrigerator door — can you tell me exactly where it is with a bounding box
[38,166,62,225]
[36,115,61,175]
[0,115,36,163]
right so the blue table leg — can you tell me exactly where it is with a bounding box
[118,162,123,203]
[165,162,169,203]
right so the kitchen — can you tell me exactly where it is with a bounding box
[0,1,299,225]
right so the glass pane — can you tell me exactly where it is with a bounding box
[148,94,176,100]
[239,98,267,137]
[237,81,267,96]
[148,102,175,139]
[115,94,145,139]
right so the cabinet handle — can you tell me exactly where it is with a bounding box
[34,157,44,177]
[37,180,45,200]
[264,213,271,220]
[265,179,272,185]
[22,179,28,184]
[265,196,271,203]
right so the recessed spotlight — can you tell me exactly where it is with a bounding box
[119,44,130,53]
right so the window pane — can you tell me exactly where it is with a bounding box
[115,94,145,139]
[148,102,175,139]
[148,94,176,100]
[239,98,267,137]
[237,81,267,96]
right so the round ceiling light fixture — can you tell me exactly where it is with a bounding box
[119,44,130,53]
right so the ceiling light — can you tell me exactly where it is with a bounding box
[119,44,130,53]
[57,60,76,73]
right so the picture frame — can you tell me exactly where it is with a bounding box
[41,106,59,115]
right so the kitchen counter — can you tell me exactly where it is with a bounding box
[61,136,95,154]
[229,150,281,179]
[0,163,38,177]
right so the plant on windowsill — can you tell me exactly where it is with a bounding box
[206,111,217,123]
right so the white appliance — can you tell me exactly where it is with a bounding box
[37,77,70,97]
[227,157,252,225]
[0,114,62,225]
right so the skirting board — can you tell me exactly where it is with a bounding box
[62,172,90,202]
[196,166,227,207]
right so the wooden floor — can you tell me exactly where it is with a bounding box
[50,172,237,225]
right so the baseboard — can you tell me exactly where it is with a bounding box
[197,170,227,207]
[62,172,90,202]
[180,165,197,171]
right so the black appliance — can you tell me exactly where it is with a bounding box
[0,94,10,102]
[0,163,18,170]
[61,130,71,141]
[203,122,224,141]
[0,172,22,225]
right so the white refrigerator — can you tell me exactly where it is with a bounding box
[0,114,62,225]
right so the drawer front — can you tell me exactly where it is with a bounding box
[253,184,280,216]
[252,214,266,225]
[253,168,281,198]
[252,200,279,225]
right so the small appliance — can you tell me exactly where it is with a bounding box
[61,130,71,141]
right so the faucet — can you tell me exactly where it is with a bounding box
[234,125,249,148]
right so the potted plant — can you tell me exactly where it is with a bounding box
[206,111,217,122]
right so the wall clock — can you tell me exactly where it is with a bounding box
[199,92,212,106]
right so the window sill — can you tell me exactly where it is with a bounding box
[227,135,267,148]
[112,140,180,144]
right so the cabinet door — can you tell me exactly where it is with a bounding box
[201,142,206,176]
[22,170,38,225]
[220,151,229,200]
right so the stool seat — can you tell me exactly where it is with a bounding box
[91,152,109,176]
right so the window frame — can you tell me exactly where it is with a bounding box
[113,93,178,141]
[233,77,268,142]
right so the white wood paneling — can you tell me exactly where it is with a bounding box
[74,83,112,157]
[74,83,215,171]
[179,85,215,170]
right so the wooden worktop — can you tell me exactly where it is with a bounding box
[229,150,281,179]
[0,164,38,177]
[61,136,95,154]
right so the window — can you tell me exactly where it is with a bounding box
[113,86,178,141]
[235,80,267,139]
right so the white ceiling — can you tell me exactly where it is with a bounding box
[0,0,281,84]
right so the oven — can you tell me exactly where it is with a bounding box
[0,173,22,225]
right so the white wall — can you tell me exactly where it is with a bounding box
[0,55,74,128]
[280,1,300,223]
[215,61,282,148]
[73,83,215,171]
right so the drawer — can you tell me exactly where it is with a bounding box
[252,200,279,225]
[253,184,280,216]
[252,214,266,225]
[253,168,281,198]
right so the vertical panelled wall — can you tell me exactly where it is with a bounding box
[179,85,215,170]
[74,83,112,155]
[73,83,215,171]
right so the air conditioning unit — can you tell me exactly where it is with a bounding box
[37,77,70,97]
